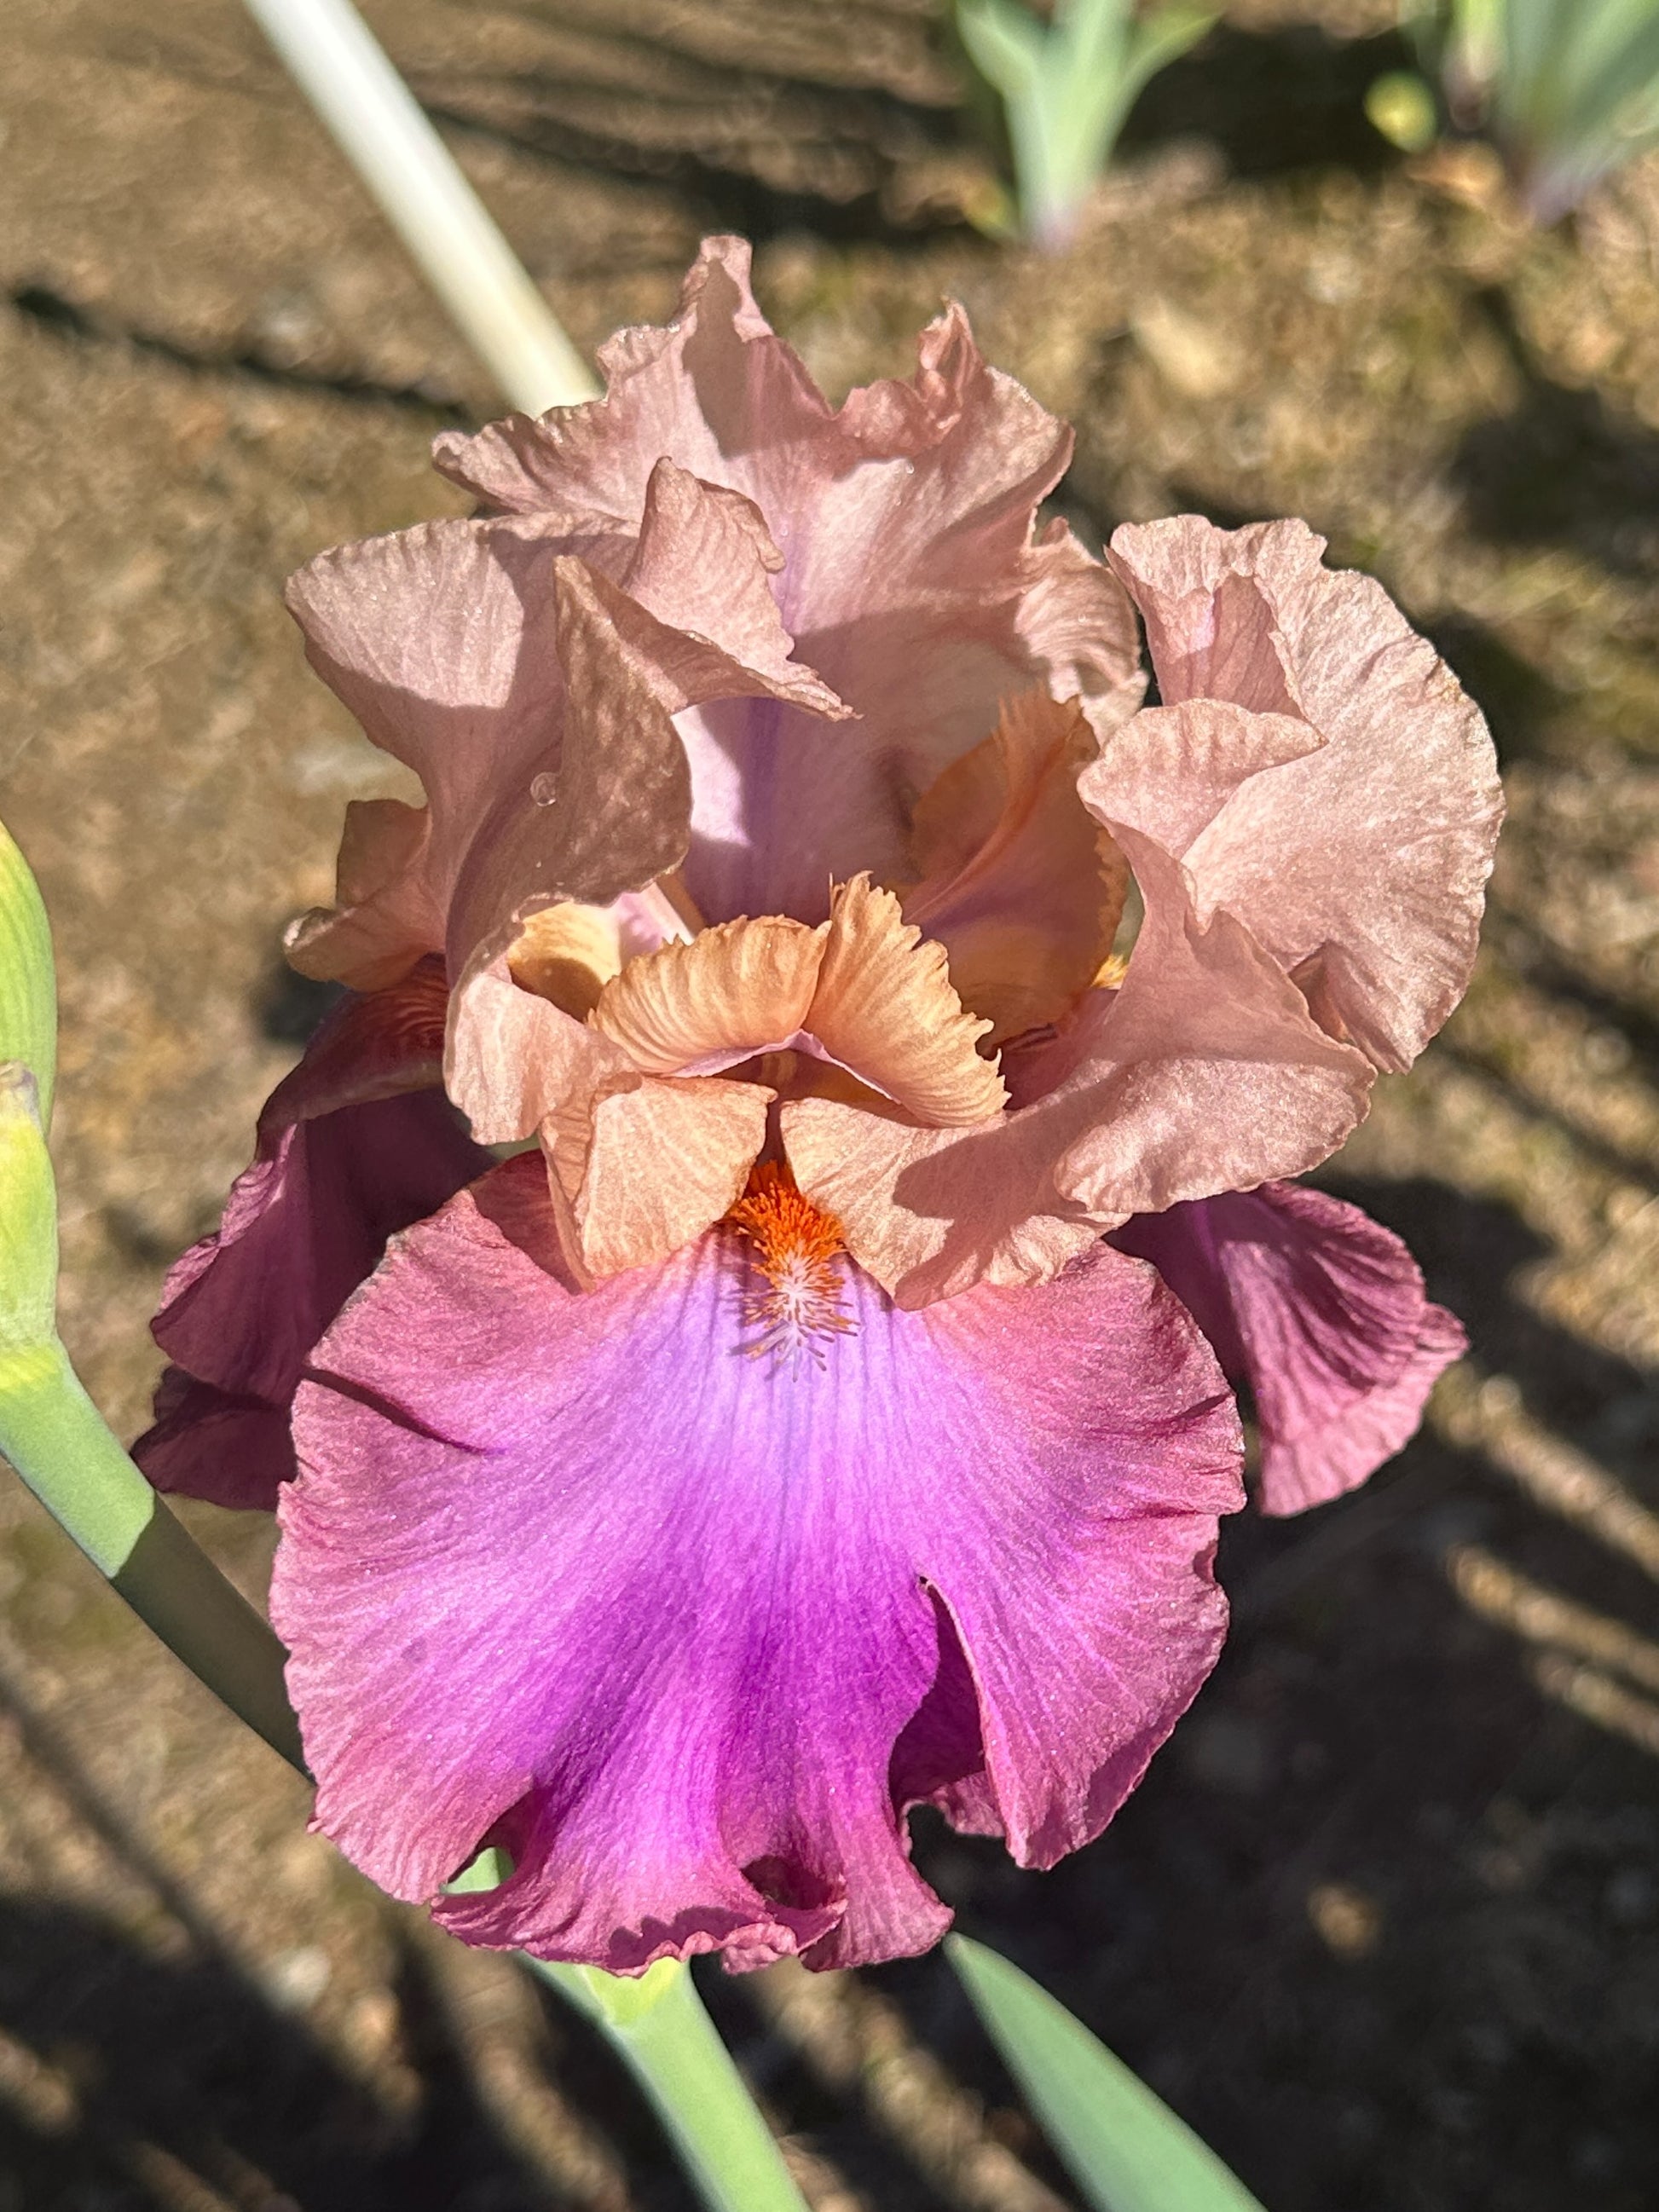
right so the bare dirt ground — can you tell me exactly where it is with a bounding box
[3,2,1659,2206]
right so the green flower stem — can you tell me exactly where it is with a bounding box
[0,1338,304,1772]
[528,1956,810,2212]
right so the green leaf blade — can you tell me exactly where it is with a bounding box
[957,0,1049,101]
[947,1935,1267,2212]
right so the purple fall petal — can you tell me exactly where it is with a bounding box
[276,1155,1243,1973]
[1115,1181,1465,1516]
[135,969,489,1510]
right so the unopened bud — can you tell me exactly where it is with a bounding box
[0,1064,57,1356]
[0,818,55,1127]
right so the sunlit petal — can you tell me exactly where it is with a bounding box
[906,692,1124,1042]
[278,1158,1241,1970]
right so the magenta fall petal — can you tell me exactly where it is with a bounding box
[1115,1182,1465,1516]
[276,1155,1243,1973]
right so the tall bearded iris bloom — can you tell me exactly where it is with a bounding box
[136,240,1501,1972]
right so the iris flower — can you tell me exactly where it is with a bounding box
[137,240,1501,1971]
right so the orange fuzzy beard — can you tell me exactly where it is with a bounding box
[725,1162,857,1364]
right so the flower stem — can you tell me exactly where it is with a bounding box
[528,1957,811,2212]
[240,0,599,414]
[0,1339,303,1772]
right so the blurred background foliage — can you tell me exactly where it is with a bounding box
[1372,1,1659,219]
[961,2,1659,242]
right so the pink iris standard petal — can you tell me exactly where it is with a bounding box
[438,237,1142,924]
[277,1155,1243,1973]
[435,239,1073,587]
[618,458,846,721]
[135,970,489,1510]
[433,237,840,534]
[284,488,847,1002]
[283,519,564,992]
[1115,1181,1465,1516]
[284,527,679,987]
[1107,517,1503,1072]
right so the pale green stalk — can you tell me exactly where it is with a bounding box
[1408,0,1659,217]
[240,0,598,413]
[0,1337,304,1770]
[528,1957,811,2212]
[0,823,302,1770]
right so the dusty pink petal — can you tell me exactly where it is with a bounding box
[438,238,1142,924]
[432,238,836,530]
[621,459,846,720]
[285,488,843,1019]
[286,519,564,869]
[1108,517,1502,1071]
[1116,1182,1465,1515]
[784,826,1373,1307]
[444,963,625,1146]
[282,519,578,991]
[439,553,697,997]
[276,1155,1241,1970]
[1008,517,1146,742]
[678,528,1135,932]
[286,797,441,991]
[291,515,795,1135]
[1084,699,1323,861]
[1124,568,1303,719]
[549,1071,772,1278]
[436,240,1090,598]
[287,526,690,967]
[135,966,488,1509]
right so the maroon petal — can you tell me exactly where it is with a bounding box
[135,965,488,1509]
[1116,1181,1465,1516]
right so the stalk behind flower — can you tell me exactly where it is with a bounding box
[241,0,598,412]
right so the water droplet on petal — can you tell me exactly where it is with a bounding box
[530,772,558,806]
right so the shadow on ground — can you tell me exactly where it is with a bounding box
[1121,22,1408,177]
[415,17,1412,248]
[1453,287,1659,579]
[0,1897,552,2212]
